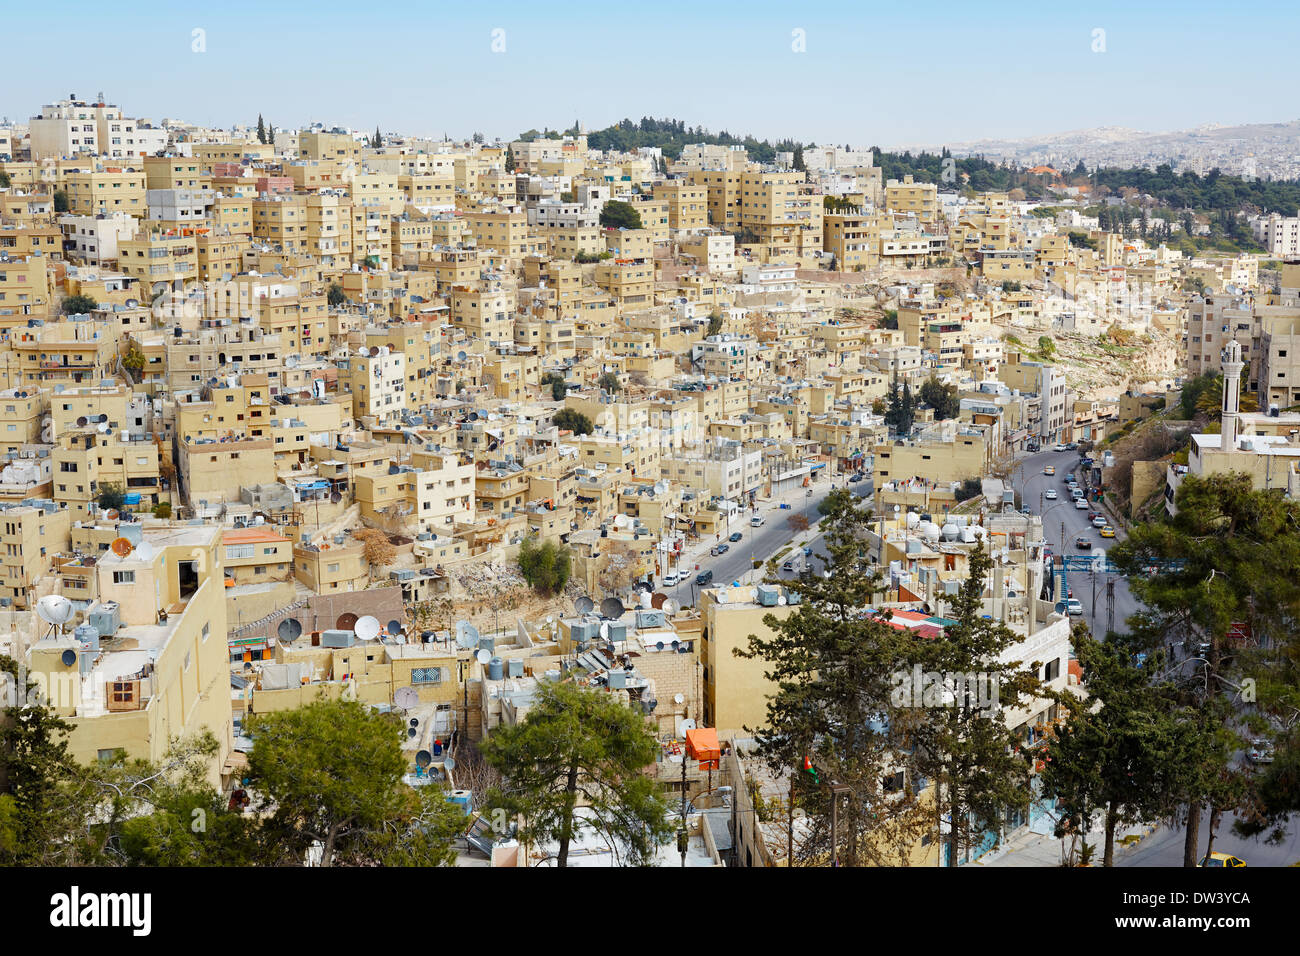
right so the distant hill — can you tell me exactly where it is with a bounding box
[523,117,800,163]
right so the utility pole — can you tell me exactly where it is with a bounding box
[1106,577,1116,634]
[788,772,795,868]
[1061,520,1065,550]
[679,752,688,867]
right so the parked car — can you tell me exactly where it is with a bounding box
[1054,442,1068,452]
[1092,515,1108,528]
[1099,526,1115,538]
[1066,442,1079,451]
[1075,536,1092,549]
[803,546,813,557]
[750,515,765,527]
[1044,489,1057,500]
[695,570,714,586]
[710,543,730,556]
[1198,852,1247,868]
[1075,499,1089,510]
[848,473,863,483]
[1065,598,1084,616]
[1248,739,1275,764]
[662,570,681,587]
[1043,465,1056,475]
[781,560,797,573]
[729,531,743,542]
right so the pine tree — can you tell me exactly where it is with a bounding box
[372,125,382,149]
[908,543,1043,866]
[736,488,933,865]
[793,143,806,173]
[256,114,266,144]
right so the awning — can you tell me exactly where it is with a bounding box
[685,727,721,770]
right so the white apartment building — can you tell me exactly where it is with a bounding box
[1254,213,1300,258]
[59,212,140,264]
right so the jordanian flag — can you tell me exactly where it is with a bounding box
[803,755,819,785]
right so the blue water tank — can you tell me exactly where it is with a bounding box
[487,657,504,681]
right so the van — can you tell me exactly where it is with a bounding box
[750,515,765,527]
[695,569,714,586]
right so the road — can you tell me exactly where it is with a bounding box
[1116,808,1300,867]
[663,476,871,605]
[1009,447,1141,637]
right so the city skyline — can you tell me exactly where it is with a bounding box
[6,0,1300,148]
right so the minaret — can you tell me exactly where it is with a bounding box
[1221,340,1243,454]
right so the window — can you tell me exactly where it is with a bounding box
[412,667,442,685]
[113,571,135,584]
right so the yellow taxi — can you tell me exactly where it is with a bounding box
[1044,465,1055,476]
[1198,852,1247,868]
[1099,525,1115,538]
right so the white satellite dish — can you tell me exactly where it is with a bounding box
[354,615,381,641]
[676,718,697,736]
[599,622,610,639]
[133,541,155,561]
[673,693,685,705]
[36,594,75,625]
[96,422,110,434]
[662,598,678,616]
[778,594,788,605]
[394,686,419,709]
[546,615,554,626]
[475,648,491,665]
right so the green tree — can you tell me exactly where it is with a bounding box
[246,699,462,867]
[1110,472,1300,864]
[256,114,266,144]
[736,488,932,865]
[599,199,643,230]
[1041,630,1199,866]
[53,189,69,213]
[598,371,621,393]
[96,481,127,512]
[885,380,915,435]
[919,375,960,420]
[706,310,724,337]
[0,170,10,189]
[792,144,806,173]
[909,543,1043,867]
[327,282,345,307]
[505,147,515,172]
[0,656,86,865]
[62,294,98,315]
[517,535,571,595]
[122,341,146,382]
[541,372,568,401]
[481,681,673,867]
[553,408,593,435]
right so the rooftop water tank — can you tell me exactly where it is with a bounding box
[487,657,503,681]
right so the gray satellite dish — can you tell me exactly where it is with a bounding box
[386,619,402,636]
[407,727,418,739]
[354,615,381,641]
[394,686,419,709]
[600,597,624,619]
[443,756,455,772]
[475,648,491,665]
[634,581,652,594]
[277,618,303,643]
[61,649,77,667]
[415,750,432,768]
[455,621,479,649]
[663,598,679,616]
[37,594,75,626]
[575,596,595,615]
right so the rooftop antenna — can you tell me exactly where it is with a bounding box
[36,594,75,641]
[394,686,419,710]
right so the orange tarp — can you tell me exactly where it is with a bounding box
[685,727,721,770]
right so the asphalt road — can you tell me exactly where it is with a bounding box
[664,477,871,604]
[1009,448,1141,637]
[1116,808,1300,867]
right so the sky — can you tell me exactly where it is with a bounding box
[5,0,1298,149]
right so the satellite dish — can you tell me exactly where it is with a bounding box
[110,537,134,557]
[37,594,75,625]
[778,594,788,605]
[354,615,381,641]
[575,596,595,615]
[651,592,667,609]
[285,356,299,369]
[336,612,359,631]
[134,541,155,561]
[76,416,88,427]
[443,756,455,772]
[455,621,479,649]
[415,750,432,768]
[330,491,342,504]
[635,581,652,594]
[546,615,554,625]
[663,598,679,616]
[395,686,419,709]
[475,648,491,665]
[407,727,418,739]
[600,597,624,619]
[277,619,303,643]
[96,422,110,434]
[673,693,685,705]
[61,649,77,667]
[677,718,697,735]
[386,619,402,636]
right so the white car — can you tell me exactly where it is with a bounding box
[1054,443,1068,452]
[1091,515,1107,528]
[1075,498,1089,510]
[1044,489,1057,500]
[661,570,681,587]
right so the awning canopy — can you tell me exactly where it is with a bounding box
[685,727,721,770]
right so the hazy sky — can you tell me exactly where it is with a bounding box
[5,0,1296,148]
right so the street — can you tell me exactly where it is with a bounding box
[1008,448,1141,637]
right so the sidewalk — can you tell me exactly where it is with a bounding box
[980,820,1157,867]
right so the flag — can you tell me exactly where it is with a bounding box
[803,755,819,785]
